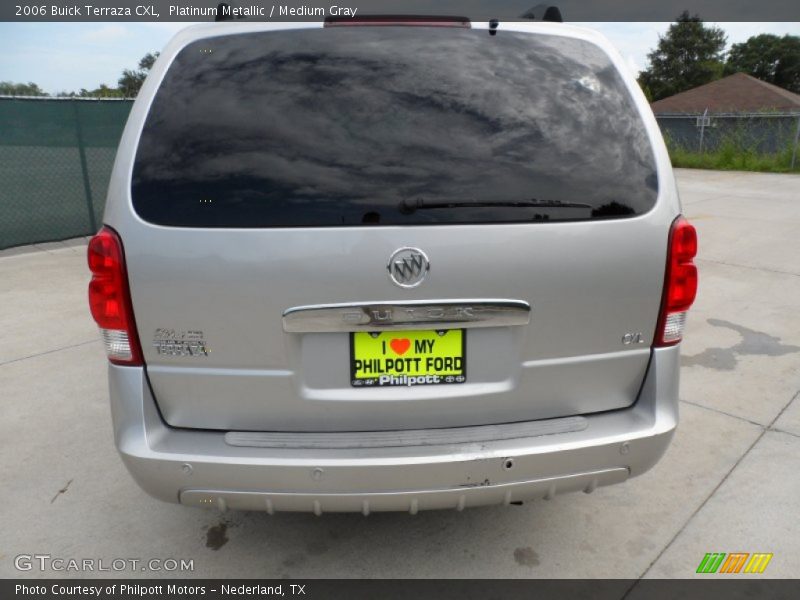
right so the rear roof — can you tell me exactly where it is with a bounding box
[651,72,800,115]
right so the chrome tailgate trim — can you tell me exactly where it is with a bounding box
[282,299,531,333]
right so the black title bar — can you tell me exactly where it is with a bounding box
[4,1,800,22]
[5,580,800,600]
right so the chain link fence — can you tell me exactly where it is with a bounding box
[0,97,133,250]
[656,112,800,170]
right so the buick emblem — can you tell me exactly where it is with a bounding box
[387,247,429,288]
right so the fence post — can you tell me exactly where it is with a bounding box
[698,107,708,153]
[72,100,98,233]
[791,115,800,170]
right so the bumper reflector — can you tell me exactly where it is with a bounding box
[661,311,687,344]
[100,328,134,362]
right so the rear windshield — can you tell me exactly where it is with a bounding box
[132,27,658,227]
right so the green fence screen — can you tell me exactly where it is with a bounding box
[0,97,133,250]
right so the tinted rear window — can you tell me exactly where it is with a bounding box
[132,27,658,227]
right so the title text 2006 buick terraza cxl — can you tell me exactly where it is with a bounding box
[87,18,698,513]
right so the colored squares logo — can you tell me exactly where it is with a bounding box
[697,552,773,574]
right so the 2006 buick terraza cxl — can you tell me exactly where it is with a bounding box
[88,19,698,513]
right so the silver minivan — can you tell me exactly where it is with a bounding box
[88,18,698,513]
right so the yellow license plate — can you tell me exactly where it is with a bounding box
[350,329,466,387]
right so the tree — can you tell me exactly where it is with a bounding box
[638,12,727,102]
[92,84,125,98]
[725,34,800,93]
[117,51,160,97]
[138,52,159,71]
[0,81,48,96]
[117,69,146,97]
[0,51,160,99]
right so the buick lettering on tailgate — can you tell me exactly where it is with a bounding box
[344,306,482,326]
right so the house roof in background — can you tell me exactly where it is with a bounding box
[650,73,800,115]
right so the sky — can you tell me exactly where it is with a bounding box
[0,21,798,94]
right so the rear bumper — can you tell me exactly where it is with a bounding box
[108,346,679,513]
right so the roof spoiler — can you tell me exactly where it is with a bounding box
[214,3,562,25]
[324,15,471,28]
[520,4,564,22]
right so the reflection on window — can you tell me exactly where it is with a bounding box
[133,27,658,227]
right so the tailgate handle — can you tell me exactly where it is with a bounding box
[282,300,530,333]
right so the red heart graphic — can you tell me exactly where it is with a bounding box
[390,338,411,355]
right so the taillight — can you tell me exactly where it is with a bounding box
[655,216,698,346]
[87,227,143,365]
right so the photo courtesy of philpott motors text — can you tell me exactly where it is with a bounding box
[14,583,307,598]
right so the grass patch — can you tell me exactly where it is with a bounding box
[668,143,800,173]
[663,125,800,173]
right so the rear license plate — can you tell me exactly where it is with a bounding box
[350,330,466,387]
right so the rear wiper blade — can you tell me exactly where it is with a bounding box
[398,198,593,214]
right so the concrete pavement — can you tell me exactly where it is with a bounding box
[1,169,798,579]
